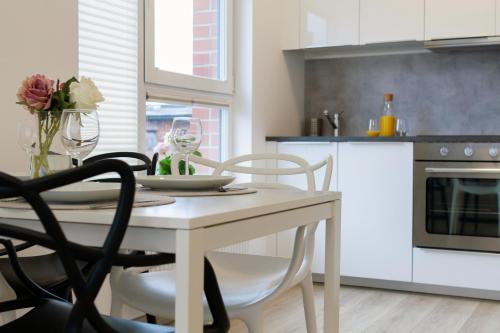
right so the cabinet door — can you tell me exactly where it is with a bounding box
[414,248,500,291]
[300,0,359,48]
[276,142,338,274]
[360,0,424,44]
[425,0,495,40]
[339,142,413,282]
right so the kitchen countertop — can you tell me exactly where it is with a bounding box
[266,135,500,143]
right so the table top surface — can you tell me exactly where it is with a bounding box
[0,189,341,230]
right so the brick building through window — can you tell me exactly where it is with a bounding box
[146,0,224,173]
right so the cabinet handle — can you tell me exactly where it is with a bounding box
[425,167,500,174]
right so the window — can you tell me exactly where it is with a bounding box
[144,0,233,172]
[79,0,139,155]
[145,0,233,94]
[146,101,228,174]
[79,1,231,163]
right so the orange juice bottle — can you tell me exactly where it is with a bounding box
[379,93,396,137]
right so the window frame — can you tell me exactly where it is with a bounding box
[144,97,231,164]
[144,0,234,95]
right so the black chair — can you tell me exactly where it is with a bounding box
[0,152,154,304]
[85,151,161,323]
[151,152,159,175]
[0,160,230,333]
[83,152,154,182]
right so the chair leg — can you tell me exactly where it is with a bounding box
[300,272,318,333]
[236,306,264,333]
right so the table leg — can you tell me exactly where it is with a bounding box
[324,199,341,333]
[175,229,205,333]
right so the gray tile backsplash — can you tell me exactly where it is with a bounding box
[305,51,500,136]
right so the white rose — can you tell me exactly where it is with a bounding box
[69,77,105,109]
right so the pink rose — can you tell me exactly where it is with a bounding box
[17,74,54,111]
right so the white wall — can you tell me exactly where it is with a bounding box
[229,0,305,255]
[0,0,124,318]
[232,0,254,160]
[0,0,78,173]
[251,0,304,154]
[232,0,305,157]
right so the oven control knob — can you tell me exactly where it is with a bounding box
[489,147,499,158]
[464,146,474,157]
[439,146,449,157]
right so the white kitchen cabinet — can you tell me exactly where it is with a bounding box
[425,0,496,40]
[300,0,359,48]
[414,248,500,291]
[339,142,413,282]
[360,0,424,44]
[276,142,338,274]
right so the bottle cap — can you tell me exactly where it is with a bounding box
[384,93,394,101]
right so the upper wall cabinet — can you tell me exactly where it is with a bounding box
[360,0,424,44]
[300,0,359,48]
[425,0,496,40]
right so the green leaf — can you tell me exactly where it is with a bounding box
[63,77,78,95]
[158,155,196,175]
[158,156,172,175]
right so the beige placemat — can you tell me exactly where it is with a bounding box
[140,187,258,197]
[0,193,175,210]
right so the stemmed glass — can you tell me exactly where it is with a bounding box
[17,121,36,173]
[171,117,202,176]
[61,109,100,166]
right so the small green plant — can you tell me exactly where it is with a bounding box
[158,151,202,175]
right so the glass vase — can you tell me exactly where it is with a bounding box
[30,111,63,178]
[30,153,73,178]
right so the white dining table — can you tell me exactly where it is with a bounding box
[0,188,341,333]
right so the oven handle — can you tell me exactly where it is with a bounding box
[425,167,500,174]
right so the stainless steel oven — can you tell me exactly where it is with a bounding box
[414,142,500,253]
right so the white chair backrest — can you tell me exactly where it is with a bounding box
[171,152,333,304]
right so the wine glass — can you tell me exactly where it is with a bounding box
[171,117,202,176]
[61,109,100,166]
[17,121,36,173]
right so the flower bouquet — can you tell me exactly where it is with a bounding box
[17,75,104,177]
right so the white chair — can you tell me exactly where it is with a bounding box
[110,153,333,333]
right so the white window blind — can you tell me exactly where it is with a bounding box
[79,0,138,154]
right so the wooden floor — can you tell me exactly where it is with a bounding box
[227,284,500,333]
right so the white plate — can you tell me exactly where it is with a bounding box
[41,182,122,203]
[136,175,235,191]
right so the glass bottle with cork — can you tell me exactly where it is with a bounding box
[379,93,396,137]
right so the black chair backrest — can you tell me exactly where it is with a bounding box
[0,160,135,332]
[150,152,159,176]
[83,152,153,175]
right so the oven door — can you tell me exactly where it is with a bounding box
[414,161,500,253]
